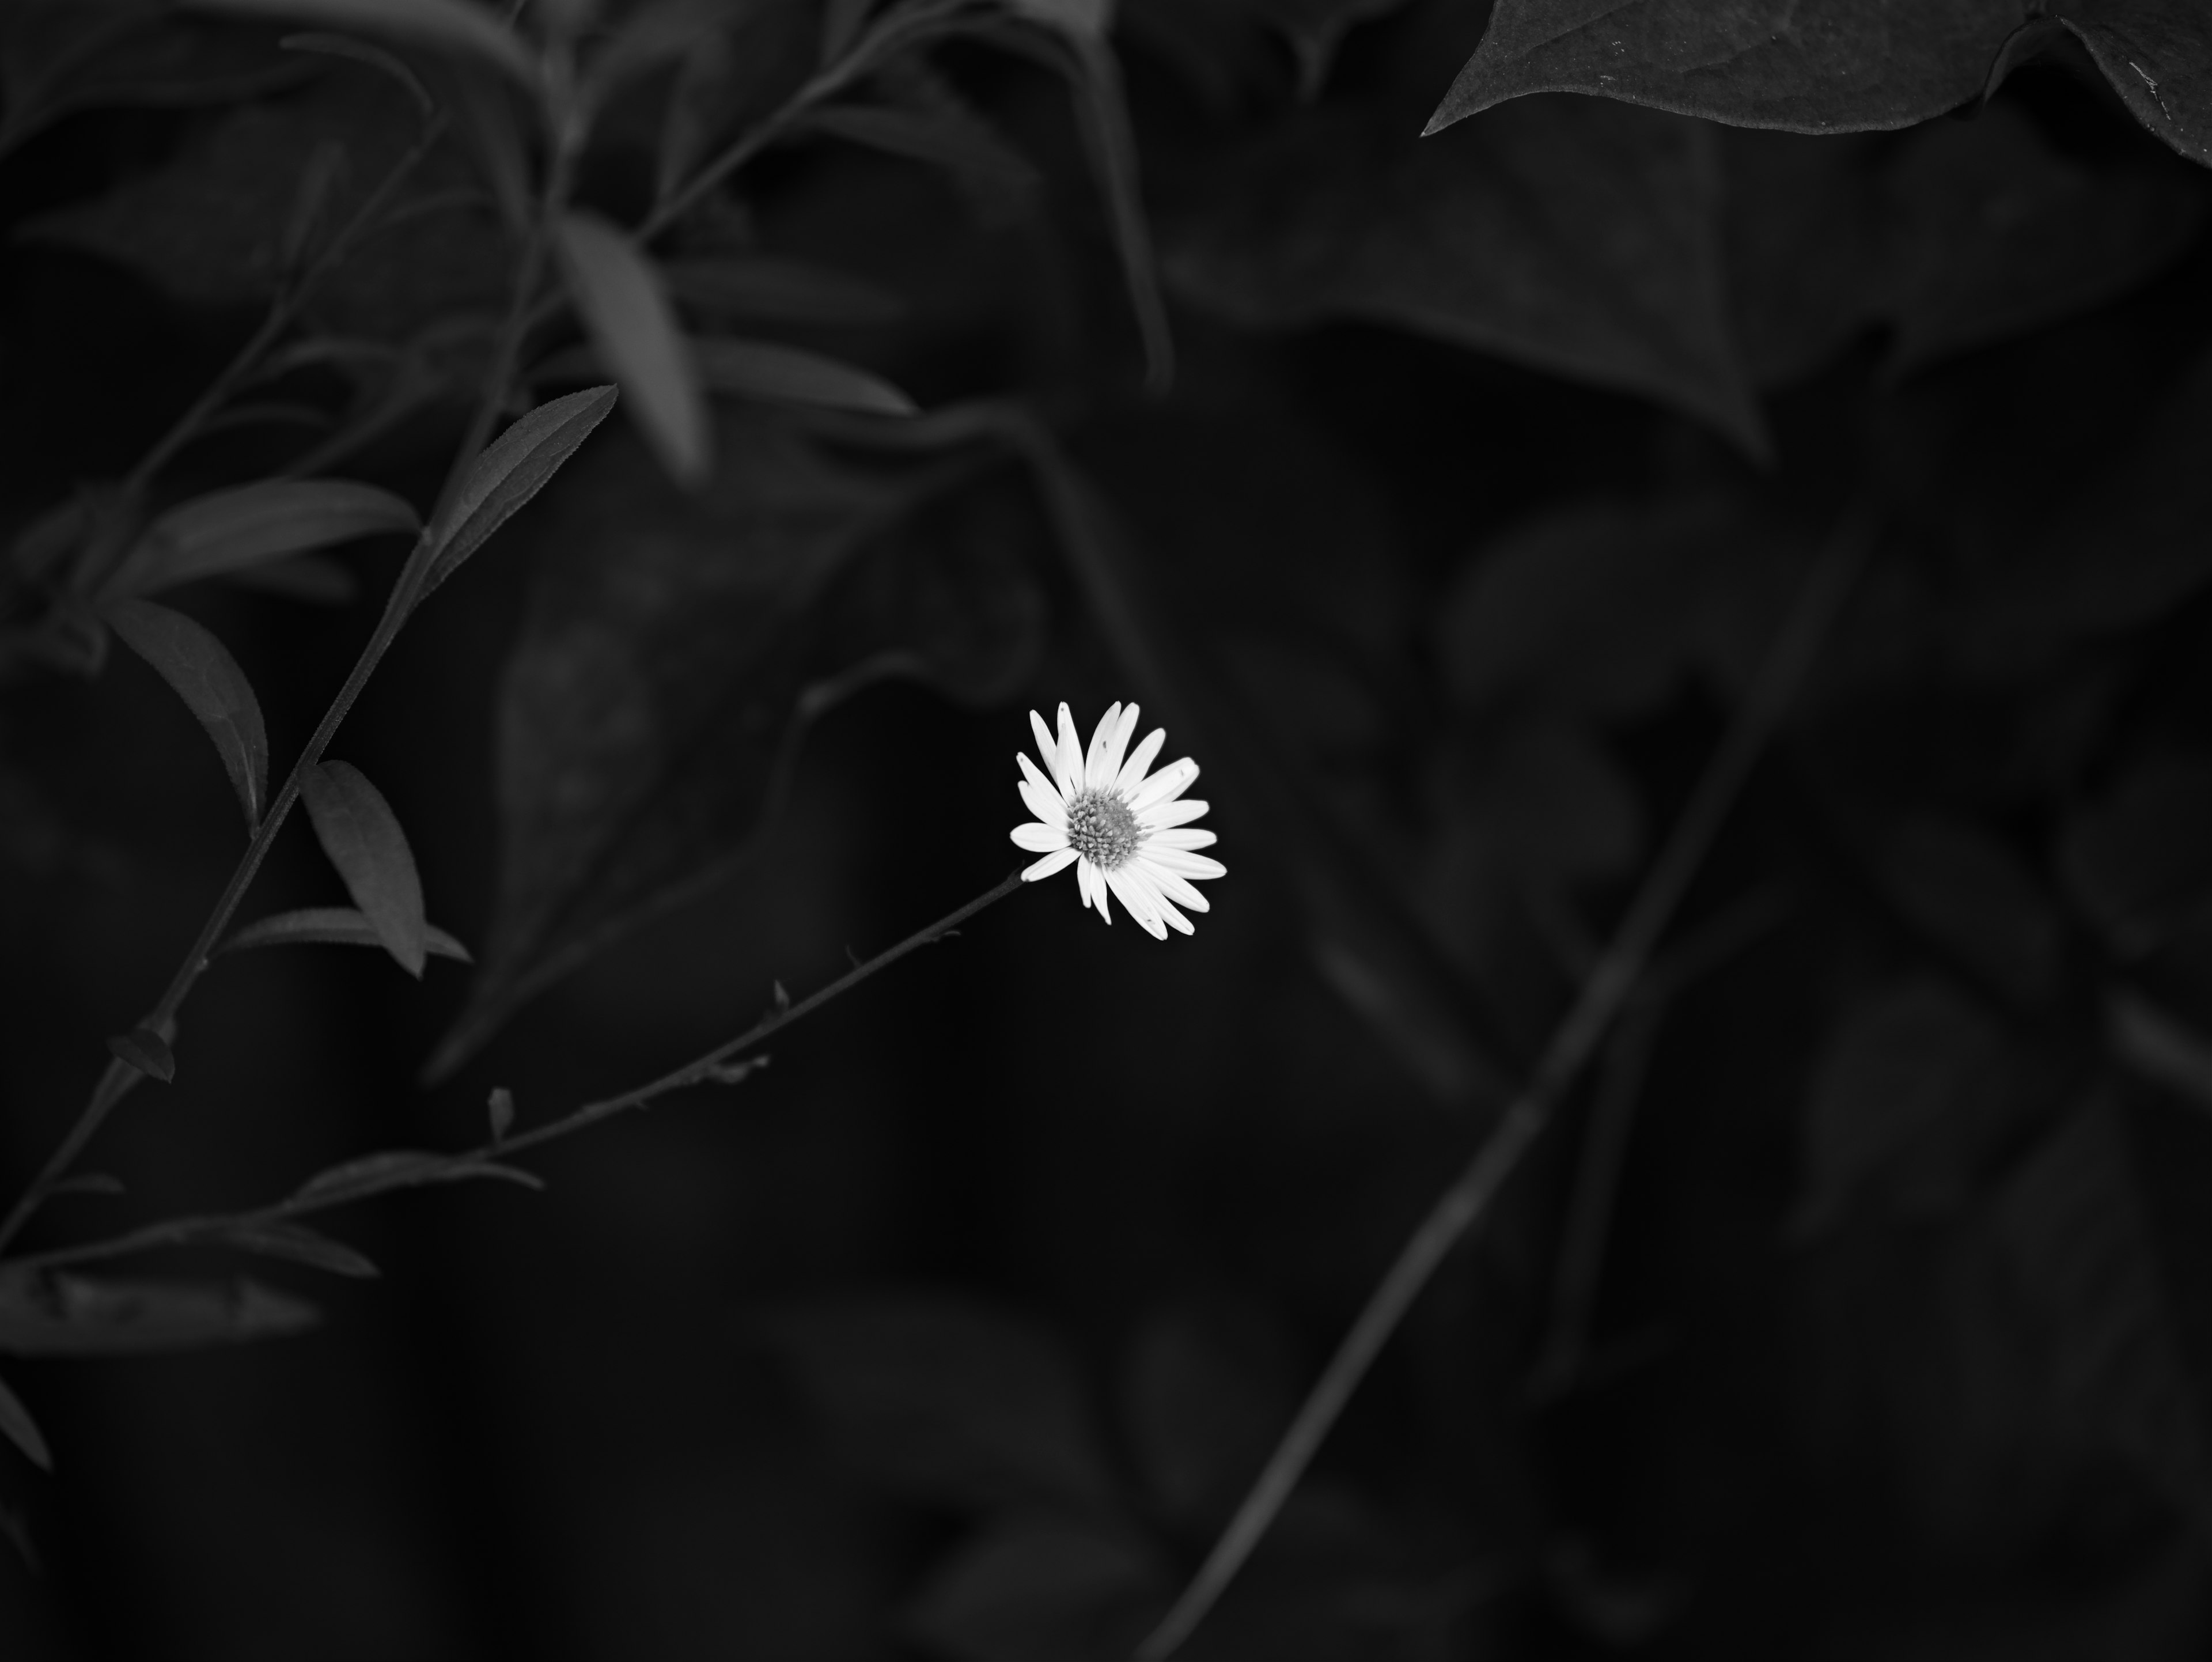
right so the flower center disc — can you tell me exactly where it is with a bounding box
[1066,790,1141,869]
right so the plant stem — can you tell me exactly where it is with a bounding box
[6,870,1028,1275]
[1131,523,1870,1662]
[0,139,569,1258]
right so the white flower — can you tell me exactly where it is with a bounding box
[1010,701,1225,940]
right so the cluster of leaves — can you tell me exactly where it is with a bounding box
[5,0,2212,1655]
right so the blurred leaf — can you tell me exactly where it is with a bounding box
[104,479,418,601]
[1794,978,2022,1237]
[764,1294,1118,1509]
[23,69,513,343]
[300,761,430,977]
[662,253,906,327]
[806,77,1043,224]
[1168,82,1767,454]
[0,1276,317,1357]
[221,904,471,963]
[1876,813,2063,1006]
[0,1372,52,1471]
[2059,754,2212,957]
[220,551,360,603]
[2109,992,2212,1116]
[190,0,540,88]
[1119,1299,1294,1526]
[1724,109,2207,388]
[49,1173,126,1199]
[420,384,620,598]
[427,417,1043,1076]
[1989,1094,2211,1509]
[694,337,918,415]
[486,1084,515,1141]
[903,1513,1165,1662]
[556,211,712,486]
[292,1148,543,1201]
[221,1220,380,1278]
[105,1026,176,1083]
[103,597,270,832]
[1431,1,2212,169]
[0,1,306,161]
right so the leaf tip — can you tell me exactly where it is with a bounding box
[107,1027,176,1084]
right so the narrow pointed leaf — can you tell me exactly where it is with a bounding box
[103,597,269,831]
[694,338,918,416]
[106,1027,176,1084]
[301,762,429,976]
[107,479,418,599]
[420,385,619,598]
[293,1149,544,1202]
[0,1277,318,1357]
[662,255,905,326]
[222,906,471,964]
[190,0,540,89]
[0,1373,52,1471]
[221,1221,380,1279]
[486,1086,515,1141]
[555,212,711,486]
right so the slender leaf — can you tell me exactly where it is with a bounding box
[221,1220,380,1279]
[105,478,418,599]
[692,338,918,416]
[555,211,711,486]
[0,1373,52,1472]
[222,905,471,963]
[486,1085,515,1141]
[292,1149,543,1202]
[103,597,270,831]
[221,551,360,604]
[0,1276,318,1357]
[50,1173,125,1199]
[300,762,429,976]
[106,1027,176,1084]
[904,1513,1165,1662]
[421,384,620,598]
[661,255,905,327]
[188,0,540,89]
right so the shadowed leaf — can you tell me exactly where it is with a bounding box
[556,212,711,486]
[105,478,418,600]
[222,904,470,963]
[190,0,539,88]
[292,1148,543,1202]
[0,1276,317,1357]
[662,254,905,327]
[904,1513,1166,1662]
[103,597,269,831]
[301,762,429,976]
[105,1027,176,1083]
[694,338,918,415]
[0,1372,51,1471]
[421,384,620,599]
[221,1220,379,1278]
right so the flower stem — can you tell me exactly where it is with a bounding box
[1131,520,1872,1662]
[3,870,1029,1275]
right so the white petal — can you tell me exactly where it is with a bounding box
[1104,703,1139,785]
[1018,777,1066,828]
[1012,821,1068,853]
[1022,846,1079,881]
[1147,827,1217,851]
[1121,864,1192,935]
[1115,728,1166,797]
[1139,797,1209,831]
[1131,757,1199,812]
[1082,859,1111,921]
[1030,710,1071,797]
[1105,866,1168,940]
[1152,892,1195,935]
[1135,857,1210,913]
[1085,702,1122,791]
[1055,703,1084,800]
[1145,847,1226,880]
[1017,751,1066,819]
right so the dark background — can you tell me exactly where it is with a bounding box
[7,1,2212,1657]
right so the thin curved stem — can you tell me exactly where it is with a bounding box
[1132,522,1871,1662]
[6,870,1028,1275]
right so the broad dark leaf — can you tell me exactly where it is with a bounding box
[763,1294,1117,1510]
[0,1275,317,1357]
[106,1026,176,1083]
[291,1148,542,1202]
[1433,1,2212,168]
[1793,977,2021,1236]
[24,68,512,342]
[555,211,711,486]
[2059,754,2212,957]
[903,1513,1165,1662]
[103,597,270,832]
[420,385,620,599]
[221,904,471,963]
[694,337,917,416]
[221,1220,379,1278]
[0,1372,51,1471]
[190,0,539,88]
[804,86,1042,224]
[300,761,430,976]
[662,254,906,327]
[1168,81,1767,453]
[1725,109,2207,387]
[105,479,419,600]
[426,417,1043,1077]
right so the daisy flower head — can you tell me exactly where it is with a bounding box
[1011,702,1225,940]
